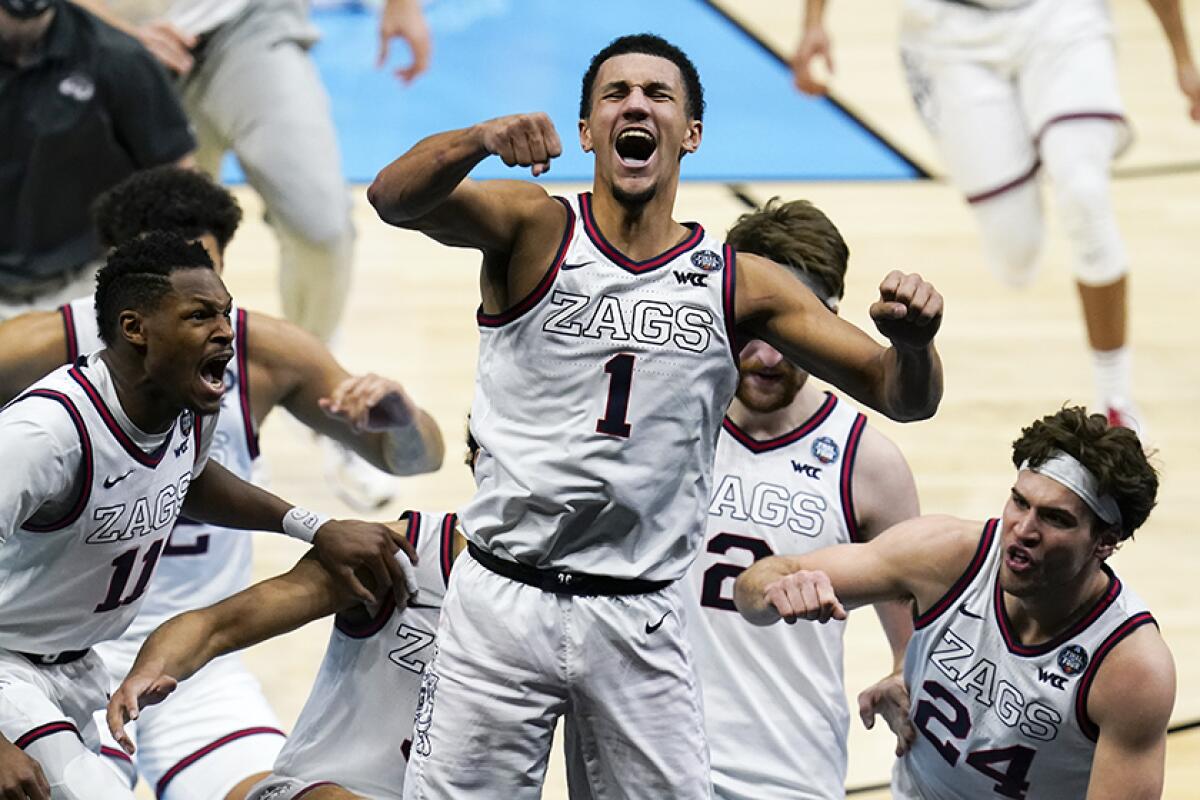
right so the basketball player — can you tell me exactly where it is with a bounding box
[0,232,417,799]
[683,199,918,799]
[793,0,1200,431]
[0,166,444,800]
[736,407,1172,799]
[369,32,944,797]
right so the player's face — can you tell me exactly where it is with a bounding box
[735,339,808,413]
[580,53,702,206]
[998,471,1111,598]
[138,268,234,416]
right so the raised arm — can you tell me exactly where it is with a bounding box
[106,552,350,753]
[0,310,69,405]
[1145,0,1200,120]
[736,253,943,421]
[1085,624,1176,800]
[793,0,835,95]
[246,310,444,476]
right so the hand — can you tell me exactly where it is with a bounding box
[0,738,50,800]
[870,271,943,351]
[792,25,834,95]
[106,659,179,755]
[320,373,415,433]
[858,670,916,756]
[313,519,419,607]
[378,0,431,84]
[1178,61,1200,122]
[475,113,563,177]
[135,21,197,75]
[762,569,847,624]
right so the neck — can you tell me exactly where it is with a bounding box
[98,349,178,433]
[1001,564,1111,646]
[727,380,825,439]
[589,177,684,261]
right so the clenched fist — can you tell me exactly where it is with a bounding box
[474,113,564,177]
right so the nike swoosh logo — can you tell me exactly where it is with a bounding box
[407,602,438,610]
[958,605,983,619]
[103,470,134,489]
[645,612,669,634]
[561,261,593,271]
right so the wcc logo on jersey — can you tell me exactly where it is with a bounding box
[791,461,821,479]
[1057,644,1089,675]
[811,436,840,465]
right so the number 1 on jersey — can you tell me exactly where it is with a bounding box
[596,354,635,438]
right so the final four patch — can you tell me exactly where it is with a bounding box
[1057,644,1089,676]
[179,409,194,437]
[691,250,723,272]
[811,436,840,465]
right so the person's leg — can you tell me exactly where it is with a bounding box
[402,556,567,799]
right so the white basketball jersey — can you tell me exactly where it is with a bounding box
[61,298,258,647]
[893,520,1155,799]
[0,356,213,653]
[272,511,457,799]
[687,394,868,799]
[463,192,739,581]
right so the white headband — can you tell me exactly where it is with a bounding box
[1021,450,1122,527]
[792,268,839,312]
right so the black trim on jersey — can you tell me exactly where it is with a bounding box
[58,303,79,364]
[440,512,458,588]
[69,367,174,468]
[721,244,739,366]
[994,562,1123,657]
[1075,611,1158,741]
[234,308,259,459]
[721,392,838,454]
[14,720,81,750]
[16,390,93,533]
[477,197,575,328]
[400,510,421,548]
[839,412,868,543]
[914,519,998,629]
[578,192,704,274]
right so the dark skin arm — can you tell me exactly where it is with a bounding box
[0,310,69,405]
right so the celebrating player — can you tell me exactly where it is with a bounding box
[736,407,1173,799]
[0,232,417,799]
[370,32,943,798]
[683,199,917,799]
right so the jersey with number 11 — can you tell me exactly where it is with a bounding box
[463,192,738,581]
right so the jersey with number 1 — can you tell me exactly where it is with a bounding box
[893,520,1155,799]
[687,393,868,799]
[463,192,739,581]
[271,510,457,798]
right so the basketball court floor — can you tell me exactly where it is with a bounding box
[133,0,1200,796]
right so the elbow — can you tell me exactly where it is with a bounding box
[366,171,416,228]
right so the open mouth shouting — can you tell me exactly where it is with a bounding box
[1005,544,1035,576]
[196,348,234,405]
[614,126,658,170]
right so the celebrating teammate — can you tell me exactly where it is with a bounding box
[736,407,1173,799]
[793,0,1200,431]
[370,32,943,797]
[684,199,917,799]
[0,233,417,799]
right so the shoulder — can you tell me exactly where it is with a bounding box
[0,385,85,452]
[1087,622,1175,743]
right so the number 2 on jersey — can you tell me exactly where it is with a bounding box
[699,533,774,611]
[596,354,635,437]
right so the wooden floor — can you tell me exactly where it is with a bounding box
[138,1,1200,796]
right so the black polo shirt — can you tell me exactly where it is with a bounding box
[0,4,195,289]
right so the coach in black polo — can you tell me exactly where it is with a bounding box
[0,0,194,319]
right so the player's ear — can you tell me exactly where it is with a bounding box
[1093,525,1120,560]
[579,118,593,154]
[680,119,702,157]
[118,309,148,348]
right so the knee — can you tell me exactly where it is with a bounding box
[972,189,1044,288]
[1052,168,1126,286]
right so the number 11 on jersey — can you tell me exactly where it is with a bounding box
[596,354,635,438]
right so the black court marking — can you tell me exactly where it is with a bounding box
[701,0,931,180]
[726,183,762,210]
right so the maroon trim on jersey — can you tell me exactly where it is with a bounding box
[578,192,704,274]
[234,308,259,459]
[477,197,575,328]
[58,303,79,363]
[994,563,1123,657]
[914,519,998,629]
[441,512,458,588]
[193,413,203,467]
[14,720,81,749]
[155,727,286,798]
[1075,611,1157,741]
[839,413,868,543]
[721,393,838,454]
[101,745,133,764]
[334,593,396,639]
[296,783,338,799]
[401,510,421,548]
[1035,112,1127,148]
[69,367,173,467]
[721,244,739,366]
[966,160,1041,205]
[16,390,93,533]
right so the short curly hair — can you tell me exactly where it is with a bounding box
[94,231,215,347]
[92,166,242,252]
[1011,406,1157,541]
[579,33,705,121]
[726,198,848,303]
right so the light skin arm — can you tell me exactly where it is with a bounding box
[1145,0,1200,120]
[378,0,431,83]
[793,0,834,95]
[1085,625,1176,799]
[245,311,444,475]
[0,310,69,405]
[736,255,944,422]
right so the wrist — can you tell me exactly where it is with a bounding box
[282,507,331,544]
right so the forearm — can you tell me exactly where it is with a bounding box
[181,461,290,533]
[875,599,914,673]
[133,611,224,684]
[1147,0,1195,67]
[373,408,445,475]
[803,0,828,29]
[881,343,943,422]
[367,126,490,226]
[734,556,801,625]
